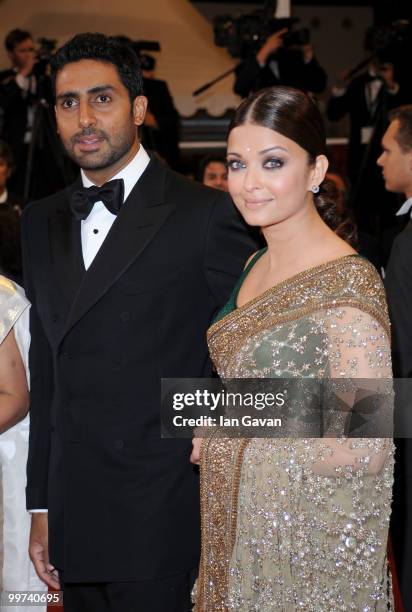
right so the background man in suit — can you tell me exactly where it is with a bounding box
[137,52,181,171]
[24,33,256,612]
[378,105,412,610]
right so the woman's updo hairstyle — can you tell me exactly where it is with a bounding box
[228,86,357,246]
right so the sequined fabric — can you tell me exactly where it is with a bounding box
[0,276,26,344]
[0,276,30,596]
[195,256,394,611]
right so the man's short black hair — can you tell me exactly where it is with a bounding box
[5,29,32,52]
[50,32,144,102]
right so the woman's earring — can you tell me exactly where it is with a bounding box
[311,185,320,194]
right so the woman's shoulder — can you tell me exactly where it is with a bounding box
[0,276,28,308]
[0,275,18,296]
[335,254,383,291]
[323,254,389,331]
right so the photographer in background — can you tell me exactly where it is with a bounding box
[327,29,403,186]
[234,26,327,98]
[136,51,181,170]
[0,30,59,201]
[0,30,37,197]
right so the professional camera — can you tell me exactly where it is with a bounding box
[213,10,309,59]
[33,37,57,78]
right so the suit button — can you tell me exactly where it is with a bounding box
[114,439,124,449]
[120,311,130,323]
[52,314,60,323]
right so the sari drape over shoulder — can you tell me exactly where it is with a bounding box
[195,255,394,612]
[0,276,28,345]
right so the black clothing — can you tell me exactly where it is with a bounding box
[61,569,196,612]
[22,156,257,591]
[142,77,180,170]
[385,222,412,610]
[234,49,327,99]
[0,71,68,199]
[327,73,403,185]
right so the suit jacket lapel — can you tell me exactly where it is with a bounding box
[49,177,85,306]
[62,158,174,340]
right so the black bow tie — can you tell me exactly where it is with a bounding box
[70,178,125,221]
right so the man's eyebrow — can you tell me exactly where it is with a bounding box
[56,85,116,100]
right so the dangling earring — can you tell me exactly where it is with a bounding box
[311,185,320,194]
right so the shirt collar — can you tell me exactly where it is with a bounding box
[396,197,412,217]
[81,145,150,202]
[0,189,8,204]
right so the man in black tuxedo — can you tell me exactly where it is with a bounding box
[378,105,412,609]
[328,59,403,187]
[24,33,256,612]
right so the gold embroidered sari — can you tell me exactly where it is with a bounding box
[195,254,394,611]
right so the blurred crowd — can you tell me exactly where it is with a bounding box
[0,24,411,275]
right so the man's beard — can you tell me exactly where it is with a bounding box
[64,127,136,171]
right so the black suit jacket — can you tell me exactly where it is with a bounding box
[22,156,257,582]
[385,221,412,378]
[385,221,412,609]
[327,73,403,183]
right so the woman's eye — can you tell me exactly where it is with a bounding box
[227,159,245,171]
[263,158,284,169]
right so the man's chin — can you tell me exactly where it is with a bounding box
[71,153,114,171]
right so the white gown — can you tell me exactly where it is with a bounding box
[0,276,46,612]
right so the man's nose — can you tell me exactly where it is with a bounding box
[79,101,96,128]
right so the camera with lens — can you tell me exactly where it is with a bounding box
[33,37,57,78]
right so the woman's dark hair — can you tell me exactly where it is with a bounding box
[50,32,144,103]
[229,86,357,245]
[196,155,227,183]
[0,207,22,283]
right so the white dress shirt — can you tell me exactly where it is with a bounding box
[396,196,412,219]
[80,145,150,269]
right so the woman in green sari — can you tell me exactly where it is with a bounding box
[192,87,393,611]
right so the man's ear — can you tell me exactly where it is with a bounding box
[133,96,148,127]
[309,154,329,191]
